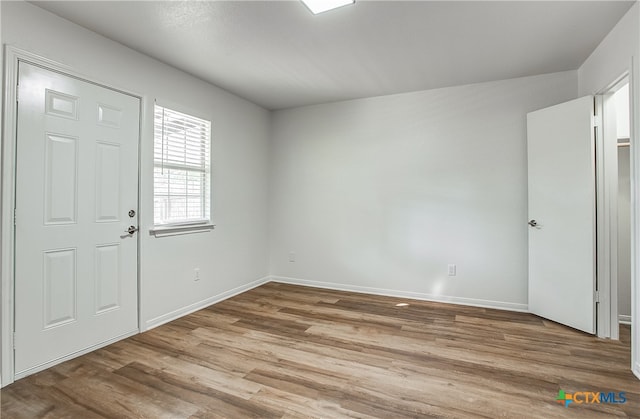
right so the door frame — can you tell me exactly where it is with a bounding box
[1,46,144,387]
[593,64,638,381]
[595,75,631,341]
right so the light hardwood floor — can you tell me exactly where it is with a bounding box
[1,282,638,418]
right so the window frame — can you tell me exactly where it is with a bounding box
[151,102,214,237]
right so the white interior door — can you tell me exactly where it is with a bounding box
[14,62,140,377]
[527,96,596,334]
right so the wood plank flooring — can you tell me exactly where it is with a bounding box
[1,282,638,418]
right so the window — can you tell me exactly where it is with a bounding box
[154,104,211,226]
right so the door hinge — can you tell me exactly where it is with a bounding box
[13,332,16,349]
[592,115,601,128]
[13,210,16,226]
[594,290,601,303]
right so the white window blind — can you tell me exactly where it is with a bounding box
[154,105,211,226]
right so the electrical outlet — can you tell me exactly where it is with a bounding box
[448,264,456,276]
[194,268,200,281]
[288,251,296,262]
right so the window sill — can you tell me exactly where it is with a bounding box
[149,223,215,238]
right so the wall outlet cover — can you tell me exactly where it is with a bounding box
[448,264,456,276]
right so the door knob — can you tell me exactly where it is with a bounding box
[528,219,538,227]
[125,225,139,235]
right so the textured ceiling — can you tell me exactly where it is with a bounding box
[32,1,635,110]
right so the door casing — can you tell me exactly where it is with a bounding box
[595,74,632,341]
[1,46,144,387]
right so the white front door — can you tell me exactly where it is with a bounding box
[14,62,140,377]
[527,96,596,334]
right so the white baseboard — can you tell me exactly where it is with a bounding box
[144,276,271,330]
[619,314,632,325]
[269,276,528,312]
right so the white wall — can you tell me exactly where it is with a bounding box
[579,3,639,96]
[269,71,578,309]
[578,2,640,378]
[0,1,270,331]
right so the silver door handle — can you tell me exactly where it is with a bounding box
[125,225,139,235]
[528,219,537,227]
